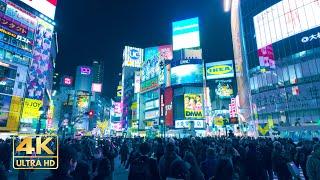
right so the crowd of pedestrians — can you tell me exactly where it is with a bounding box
[0,136,320,180]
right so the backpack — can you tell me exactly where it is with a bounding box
[129,155,152,180]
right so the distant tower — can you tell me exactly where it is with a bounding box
[92,60,104,92]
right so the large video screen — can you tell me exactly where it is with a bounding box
[171,63,203,85]
[254,0,320,49]
[172,17,200,50]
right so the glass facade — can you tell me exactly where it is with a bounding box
[240,0,320,127]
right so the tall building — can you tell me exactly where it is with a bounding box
[0,0,57,134]
[74,65,93,130]
[231,0,320,137]
[92,60,104,92]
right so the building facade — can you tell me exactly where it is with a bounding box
[0,0,57,134]
[232,0,320,137]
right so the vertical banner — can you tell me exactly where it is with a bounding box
[164,87,173,126]
[6,96,22,130]
[134,71,140,93]
[26,18,54,100]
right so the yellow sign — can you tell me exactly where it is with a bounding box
[207,65,233,75]
[0,96,22,131]
[22,98,43,119]
[117,85,122,97]
[214,116,224,126]
[184,94,204,118]
[13,135,58,169]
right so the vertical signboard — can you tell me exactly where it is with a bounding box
[164,87,173,126]
[134,71,140,93]
[123,46,143,68]
[26,18,54,100]
[6,96,22,131]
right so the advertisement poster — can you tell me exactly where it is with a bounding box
[21,98,43,119]
[184,94,204,119]
[26,18,54,100]
[123,46,143,68]
[164,87,173,126]
[206,60,234,80]
[141,47,159,92]
[215,79,234,99]
[175,120,204,129]
[171,59,203,85]
[258,45,275,69]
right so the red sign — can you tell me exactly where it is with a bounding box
[164,87,173,126]
[258,45,275,69]
[63,77,72,85]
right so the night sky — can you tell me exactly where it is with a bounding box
[54,0,233,98]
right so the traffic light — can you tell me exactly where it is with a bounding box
[85,110,94,118]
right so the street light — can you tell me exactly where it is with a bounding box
[224,0,231,12]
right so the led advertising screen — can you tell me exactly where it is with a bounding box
[172,17,200,50]
[19,0,57,20]
[171,59,203,85]
[26,18,54,100]
[254,0,320,49]
[184,94,204,119]
[214,79,234,99]
[123,46,143,68]
[206,60,234,80]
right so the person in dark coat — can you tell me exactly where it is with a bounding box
[120,141,129,166]
[272,141,291,180]
[306,143,320,180]
[159,142,181,180]
[200,148,218,180]
[184,151,204,180]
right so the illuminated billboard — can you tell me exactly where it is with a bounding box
[117,85,122,97]
[19,0,57,20]
[123,46,143,68]
[254,0,320,49]
[92,83,102,92]
[206,60,234,80]
[62,76,73,86]
[214,79,234,99]
[172,17,200,50]
[175,120,204,129]
[164,87,173,126]
[184,94,204,119]
[26,18,53,100]
[5,2,37,29]
[171,59,203,85]
[141,47,159,92]
[21,98,43,119]
[80,66,91,75]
